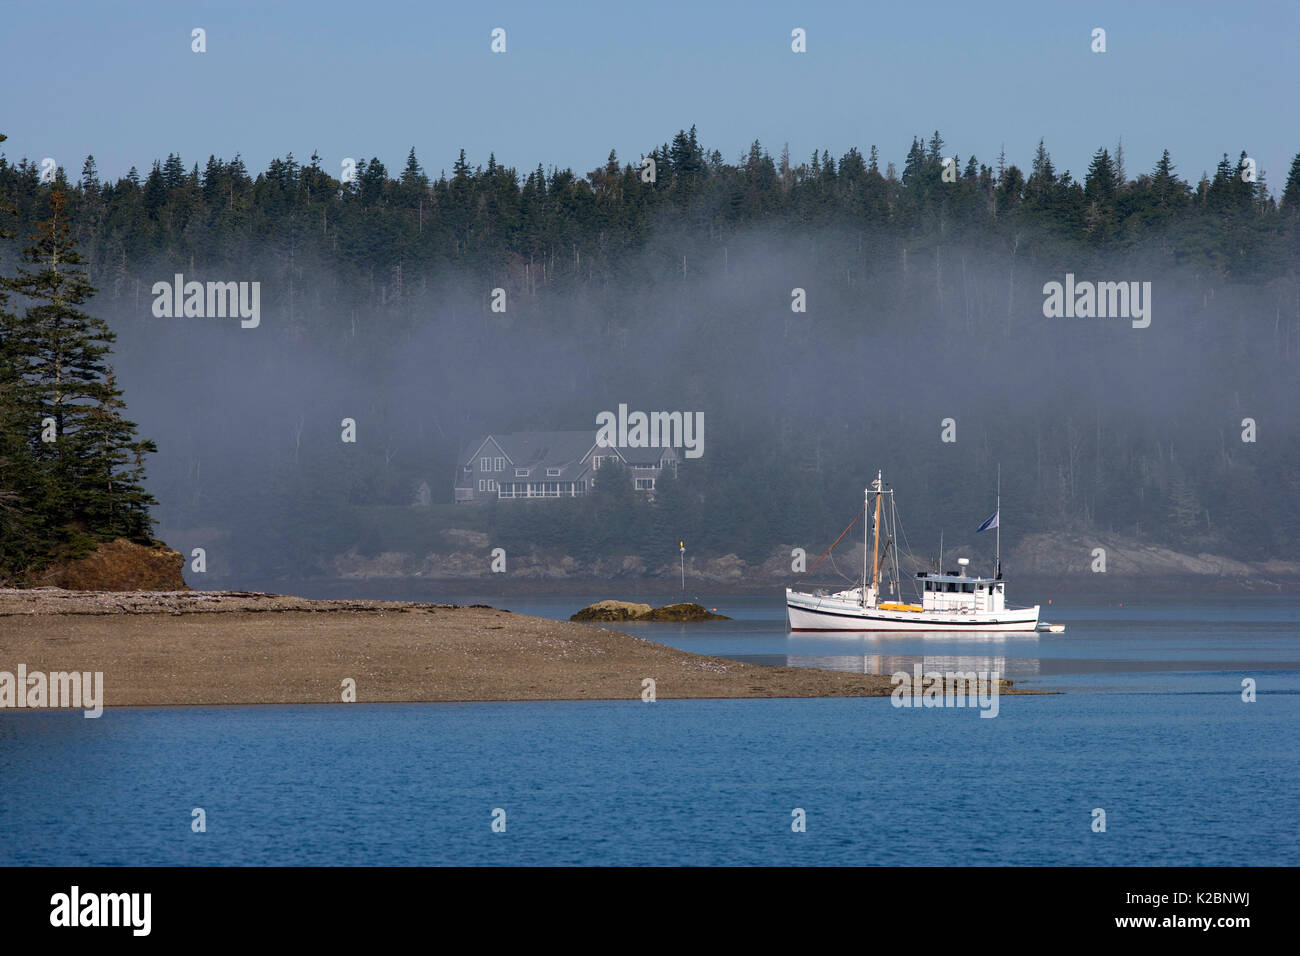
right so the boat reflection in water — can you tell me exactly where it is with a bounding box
[776,628,1044,678]
[781,652,1042,680]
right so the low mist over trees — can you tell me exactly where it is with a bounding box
[1,127,1297,580]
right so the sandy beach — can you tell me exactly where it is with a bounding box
[0,589,1033,707]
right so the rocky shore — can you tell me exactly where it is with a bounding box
[304,530,1300,594]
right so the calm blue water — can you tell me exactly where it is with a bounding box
[2,592,1297,865]
[427,592,1300,686]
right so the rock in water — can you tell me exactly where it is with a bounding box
[570,600,654,621]
[643,603,730,621]
[570,600,729,622]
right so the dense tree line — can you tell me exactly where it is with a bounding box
[1,127,1297,581]
[1,129,1296,301]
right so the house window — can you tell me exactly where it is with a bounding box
[576,480,587,493]
[486,479,496,491]
[635,478,655,491]
[478,479,485,492]
[591,456,602,470]
[516,468,529,477]
[480,457,490,471]
[547,468,561,477]
[495,457,504,471]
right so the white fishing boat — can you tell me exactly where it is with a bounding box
[786,470,1040,632]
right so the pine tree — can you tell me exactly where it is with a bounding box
[1025,139,1058,213]
[925,130,941,159]
[359,156,388,206]
[1083,148,1118,240]
[80,155,100,195]
[2,190,157,553]
[1030,139,1056,184]
[1150,149,1187,209]
[1084,148,1116,204]
[902,137,926,187]
[0,134,47,572]
[143,160,166,219]
[162,152,186,188]
[819,149,835,183]
[401,147,427,188]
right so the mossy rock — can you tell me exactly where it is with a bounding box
[570,600,654,621]
[571,600,729,622]
[643,602,730,621]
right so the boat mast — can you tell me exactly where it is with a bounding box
[995,464,1002,580]
[871,470,882,597]
[890,492,901,597]
[862,484,869,606]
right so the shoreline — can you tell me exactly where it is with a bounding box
[0,589,1043,707]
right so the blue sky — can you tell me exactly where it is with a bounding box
[3,0,1297,191]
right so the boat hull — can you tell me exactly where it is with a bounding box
[786,589,1040,632]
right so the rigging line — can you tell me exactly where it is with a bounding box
[806,506,866,575]
[892,496,925,603]
[879,536,894,592]
[826,551,855,584]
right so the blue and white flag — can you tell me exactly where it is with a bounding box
[976,511,999,533]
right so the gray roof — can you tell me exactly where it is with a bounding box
[460,429,681,470]
[459,432,596,485]
[484,431,594,468]
[618,443,677,465]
